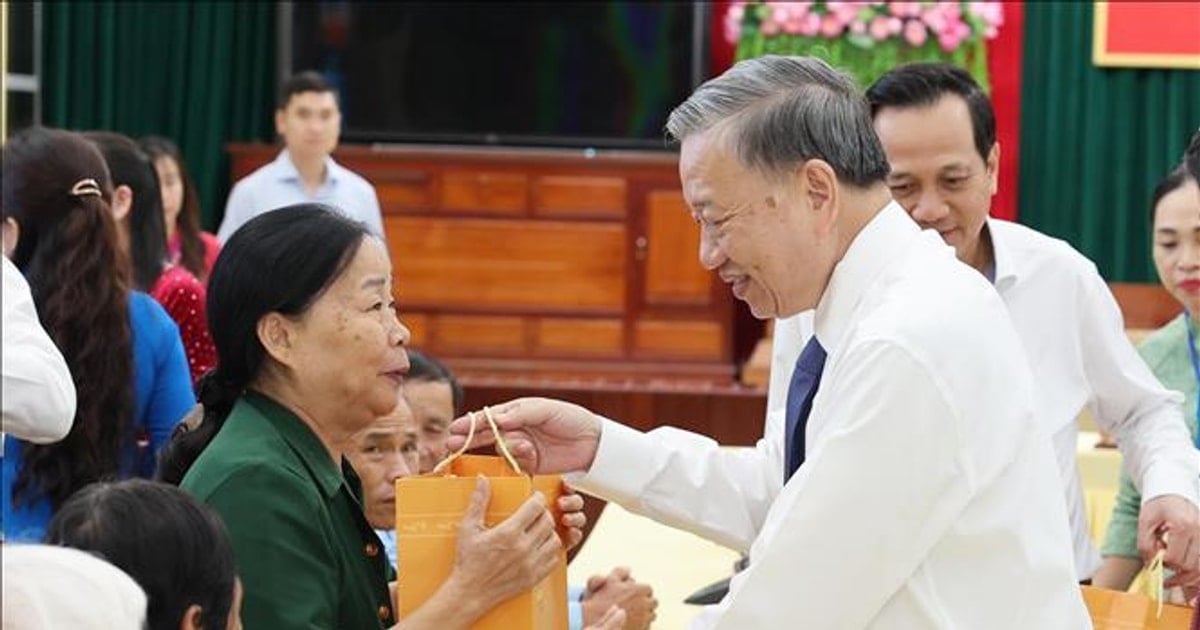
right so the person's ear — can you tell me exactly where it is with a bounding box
[178,604,203,630]
[257,312,300,368]
[798,159,840,231]
[111,185,133,222]
[985,142,1001,196]
[275,108,288,137]
[3,217,20,259]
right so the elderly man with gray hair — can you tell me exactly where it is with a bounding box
[449,55,1089,628]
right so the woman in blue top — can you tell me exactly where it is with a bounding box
[1,127,194,542]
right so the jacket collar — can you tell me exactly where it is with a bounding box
[242,390,345,498]
[271,149,340,187]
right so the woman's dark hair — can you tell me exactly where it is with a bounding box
[1150,165,1195,225]
[141,136,208,280]
[156,204,371,484]
[406,349,464,416]
[85,131,168,292]
[45,479,237,630]
[2,126,135,510]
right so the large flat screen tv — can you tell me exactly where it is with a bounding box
[290,2,708,150]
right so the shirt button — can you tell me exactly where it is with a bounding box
[378,605,391,620]
[365,543,379,557]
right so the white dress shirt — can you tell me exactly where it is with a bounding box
[217,149,385,242]
[2,257,75,444]
[570,203,1088,629]
[771,219,1200,579]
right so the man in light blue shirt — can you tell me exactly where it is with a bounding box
[217,71,384,242]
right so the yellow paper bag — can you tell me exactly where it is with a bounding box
[1081,585,1194,630]
[394,408,568,629]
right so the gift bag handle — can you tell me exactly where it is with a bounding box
[1127,533,1168,618]
[431,406,524,476]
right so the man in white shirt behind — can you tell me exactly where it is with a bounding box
[216,71,384,242]
[1,255,75,444]
[863,63,1200,587]
[448,55,1088,629]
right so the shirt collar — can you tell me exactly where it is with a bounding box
[272,149,340,187]
[242,390,345,498]
[814,201,922,355]
[984,219,1019,289]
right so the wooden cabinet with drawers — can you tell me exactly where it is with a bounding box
[227,143,763,385]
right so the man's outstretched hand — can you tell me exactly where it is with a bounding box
[447,397,603,474]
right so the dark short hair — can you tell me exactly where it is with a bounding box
[156,204,371,484]
[277,70,336,109]
[1150,164,1195,226]
[406,349,464,416]
[85,131,168,292]
[866,62,997,164]
[45,479,237,630]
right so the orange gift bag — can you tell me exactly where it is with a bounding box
[395,408,569,629]
[1083,574,1194,630]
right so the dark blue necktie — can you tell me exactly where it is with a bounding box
[784,337,827,481]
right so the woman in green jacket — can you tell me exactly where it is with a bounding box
[1094,164,1200,597]
[158,204,568,629]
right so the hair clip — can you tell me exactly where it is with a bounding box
[69,178,102,198]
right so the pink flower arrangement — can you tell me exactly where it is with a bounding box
[968,1,1003,38]
[725,1,1004,53]
[903,18,928,47]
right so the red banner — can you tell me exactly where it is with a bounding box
[1094,2,1200,69]
[989,1,1024,221]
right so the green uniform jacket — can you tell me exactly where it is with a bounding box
[182,391,394,629]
